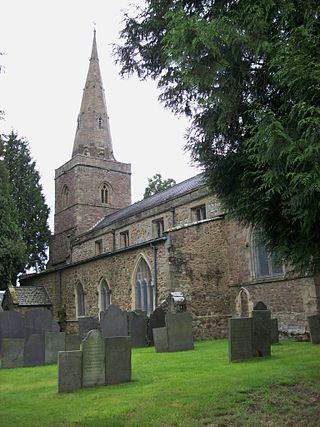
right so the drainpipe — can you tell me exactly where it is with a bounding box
[150,243,158,307]
[112,230,116,251]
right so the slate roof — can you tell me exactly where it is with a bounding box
[93,173,205,231]
[14,286,52,306]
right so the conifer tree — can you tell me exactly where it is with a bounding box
[1,132,50,272]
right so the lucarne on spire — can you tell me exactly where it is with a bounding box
[72,30,115,160]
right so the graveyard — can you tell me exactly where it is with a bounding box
[0,339,319,426]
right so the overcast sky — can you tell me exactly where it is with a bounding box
[0,0,199,230]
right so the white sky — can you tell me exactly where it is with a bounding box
[0,0,199,230]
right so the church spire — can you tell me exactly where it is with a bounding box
[72,30,115,160]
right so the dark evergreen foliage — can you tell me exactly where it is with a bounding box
[116,0,320,273]
[144,173,176,198]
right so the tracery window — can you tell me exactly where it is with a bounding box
[75,283,85,318]
[62,185,70,208]
[252,231,284,279]
[135,258,154,314]
[99,279,111,313]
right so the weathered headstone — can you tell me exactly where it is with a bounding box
[166,311,194,352]
[105,337,131,385]
[253,301,268,310]
[153,327,169,352]
[58,350,82,393]
[0,338,24,368]
[82,330,105,387]
[78,316,100,340]
[0,311,25,352]
[148,307,166,345]
[65,334,81,351]
[252,309,272,357]
[24,334,45,367]
[308,314,320,344]
[45,332,66,364]
[128,311,148,347]
[228,317,253,362]
[271,318,279,344]
[24,309,57,340]
[100,305,128,338]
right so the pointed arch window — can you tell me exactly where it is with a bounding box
[101,183,109,204]
[75,283,85,318]
[62,185,70,208]
[135,258,154,314]
[252,231,284,279]
[99,279,111,313]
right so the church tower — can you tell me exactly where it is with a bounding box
[50,31,131,267]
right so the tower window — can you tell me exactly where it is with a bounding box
[62,185,70,208]
[77,116,81,131]
[98,116,103,129]
[101,183,109,204]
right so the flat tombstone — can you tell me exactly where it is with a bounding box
[166,311,194,352]
[82,330,105,387]
[65,334,81,351]
[252,310,272,357]
[105,337,131,385]
[0,311,25,353]
[128,311,148,347]
[58,351,82,393]
[1,338,24,368]
[253,301,268,310]
[24,309,55,340]
[78,317,100,341]
[153,327,169,352]
[308,314,320,344]
[45,332,66,364]
[149,307,166,345]
[228,317,253,362]
[24,334,45,367]
[271,319,279,344]
[100,305,128,338]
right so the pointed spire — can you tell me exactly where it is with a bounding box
[72,30,115,160]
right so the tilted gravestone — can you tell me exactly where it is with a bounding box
[82,330,105,387]
[308,314,320,344]
[24,309,58,341]
[105,337,131,385]
[0,338,24,368]
[100,305,128,338]
[78,316,100,340]
[166,311,194,352]
[252,309,272,357]
[271,318,279,344]
[128,311,148,347]
[228,318,253,362]
[148,307,166,345]
[24,334,45,367]
[153,327,169,353]
[45,332,66,364]
[0,311,25,353]
[58,350,82,393]
[65,334,81,351]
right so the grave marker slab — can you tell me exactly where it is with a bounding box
[128,311,148,347]
[252,310,272,357]
[271,319,279,344]
[45,332,66,364]
[78,317,100,340]
[105,337,131,385]
[166,311,194,352]
[82,330,105,387]
[24,334,45,367]
[308,314,320,344]
[148,307,165,345]
[0,311,25,353]
[58,351,82,393]
[153,327,169,352]
[24,309,56,340]
[65,334,81,351]
[228,317,253,362]
[100,305,128,338]
[1,338,24,368]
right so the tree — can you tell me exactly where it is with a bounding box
[1,132,50,272]
[117,0,320,274]
[0,158,26,289]
[144,173,176,198]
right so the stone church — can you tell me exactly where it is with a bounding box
[18,32,319,339]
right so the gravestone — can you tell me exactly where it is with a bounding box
[308,314,320,344]
[148,307,166,345]
[0,311,25,352]
[58,350,82,393]
[82,330,105,387]
[65,334,81,351]
[100,305,128,338]
[24,334,45,367]
[1,338,24,368]
[166,311,194,352]
[153,327,169,352]
[128,311,148,347]
[24,309,58,341]
[105,337,131,385]
[271,318,279,344]
[252,309,272,357]
[45,332,66,364]
[228,317,253,362]
[253,301,268,310]
[78,316,100,340]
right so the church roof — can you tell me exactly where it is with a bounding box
[12,286,52,307]
[93,173,206,231]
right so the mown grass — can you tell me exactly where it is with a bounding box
[0,339,319,426]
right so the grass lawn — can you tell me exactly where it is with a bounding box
[0,339,319,426]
